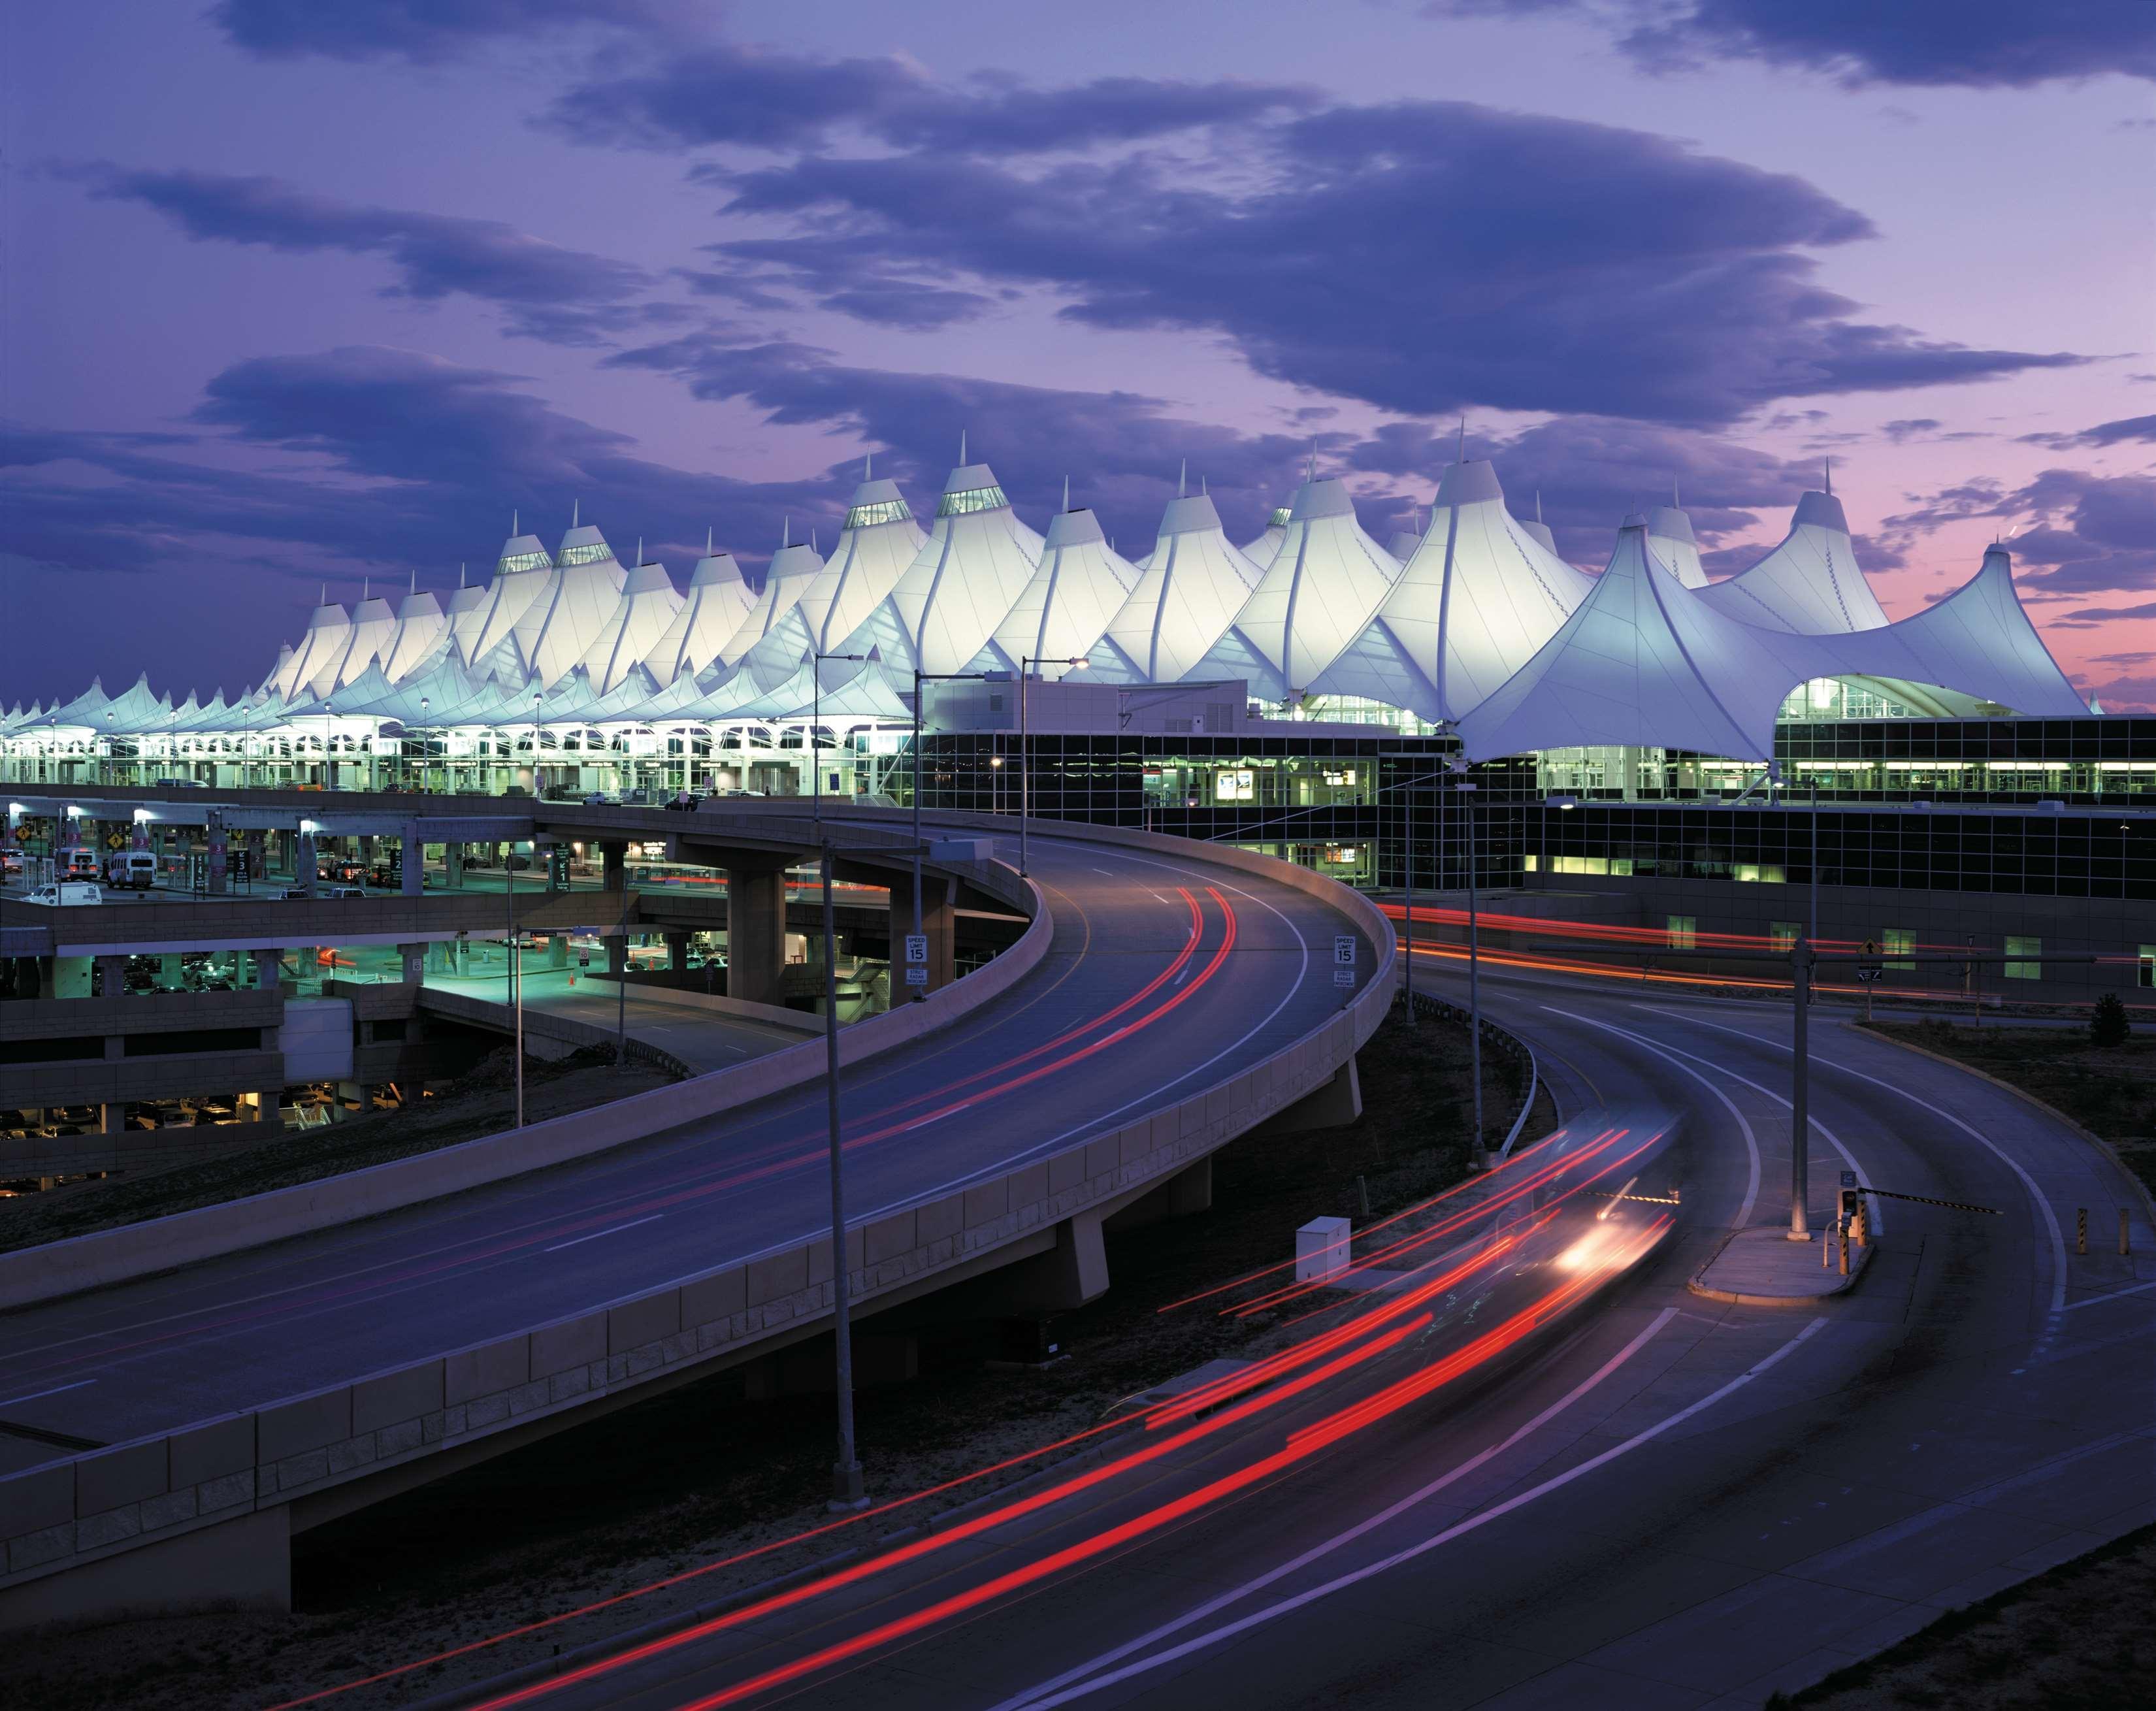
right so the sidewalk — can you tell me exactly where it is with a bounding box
[1691,1224,1871,1305]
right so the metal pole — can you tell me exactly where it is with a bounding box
[615,877,630,1072]
[910,666,924,1002]
[822,841,865,1507]
[813,657,822,830]
[1789,936,1811,1239]
[1465,777,1484,1169]
[510,841,523,1129]
[1020,660,1031,879]
[1401,751,1414,1020]
[1810,779,1820,943]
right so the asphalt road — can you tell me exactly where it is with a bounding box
[499,951,2156,1711]
[0,826,1373,1463]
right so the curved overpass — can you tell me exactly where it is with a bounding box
[0,806,1393,1626]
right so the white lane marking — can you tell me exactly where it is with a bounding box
[2062,1279,2156,1313]
[1092,867,1117,875]
[1641,1009,2066,1314]
[1625,1005,1884,1236]
[1544,1007,1762,1226]
[544,1214,663,1254]
[1173,966,1189,987]
[0,1379,95,1410]
[1013,1316,1831,1710]
[989,1307,1680,1711]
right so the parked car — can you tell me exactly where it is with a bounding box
[325,885,367,900]
[1,849,23,877]
[24,882,104,906]
[277,885,312,900]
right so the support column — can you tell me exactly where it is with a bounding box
[924,875,956,994]
[52,956,91,998]
[601,840,627,892]
[101,1101,127,1137]
[159,953,185,991]
[398,942,425,985]
[546,934,567,970]
[446,843,465,889]
[401,826,423,896]
[253,949,282,991]
[426,940,452,974]
[725,858,789,1006]
[600,841,629,979]
[295,828,317,897]
[666,931,691,972]
[206,809,229,897]
[93,954,126,999]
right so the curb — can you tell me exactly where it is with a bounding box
[1855,1023,2156,1235]
[1686,1224,1872,1307]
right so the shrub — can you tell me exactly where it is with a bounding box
[2090,991,2131,1049]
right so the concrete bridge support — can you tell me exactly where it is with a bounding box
[401,828,423,897]
[726,858,790,1007]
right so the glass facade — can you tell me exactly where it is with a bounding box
[842,498,913,529]
[557,542,615,566]
[497,550,551,574]
[935,485,1009,517]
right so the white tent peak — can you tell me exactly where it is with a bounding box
[1699,487,1884,634]
[1645,502,1707,589]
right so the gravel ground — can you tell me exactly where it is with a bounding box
[7,1005,1541,1711]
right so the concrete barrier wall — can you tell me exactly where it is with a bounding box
[412,987,697,1081]
[0,949,1387,1609]
[0,862,1051,1311]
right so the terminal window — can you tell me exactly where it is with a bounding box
[2005,935,2042,980]
[1883,928,1916,970]
[1666,915,1697,950]
[2140,945,2155,989]
[1770,921,1798,951]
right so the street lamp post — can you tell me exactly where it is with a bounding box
[821,839,865,1508]
[1449,757,1486,1169]
[909,666,995,1000]
[812,653,864,829]
[1788,932,1812,1240]
[1020,656,1086,879]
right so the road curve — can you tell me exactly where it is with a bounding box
[486,955,2156,1711]
[0,823,1377,1460]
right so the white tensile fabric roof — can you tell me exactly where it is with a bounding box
[1456,517,1820,762]
[720,530,823,669]
[1194,476,1403,700]
[383,582,449,683]
[514,521,628,689]
[1313,459,1592,722]
[1239,504,1292,571]
[329,589,399,693]
[1386,528,1424,563]
[643,544,756,683]
[841,461,1043,688]
[1699,489,1887,633]
[1645,504,1707,589]
[578,559,683,695]
[970,502,1140,677]
[280,599,354,700]
[1087,492,1264,685]
[444,570,493,668]
[1458,528,2087,763]
[466,529,557,674]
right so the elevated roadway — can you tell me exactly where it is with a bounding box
[0,807,1392,1625]
[451,953,2156,1711]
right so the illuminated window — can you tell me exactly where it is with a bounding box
[1667,915,1697,950]
[936,485,1008,517]
[498,550,550,574]
[1215,768,1255,803]
[1882,928,1915,970]
[558,542,614,566]
[2005,936,2042,980]
[843,498,913,529]
[1770,921,1799,951]
[2140,945,2155,989]
[1267,507,1291,527]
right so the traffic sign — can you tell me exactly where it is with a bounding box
[1333,935,1356,966]
[1333,969,1356,988]
[105,831,125,851]
[904,966,928,986]
[1839,1170,1857,1189]
[904,934,928,965]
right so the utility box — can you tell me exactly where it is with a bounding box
[1296,1215,1352,1284]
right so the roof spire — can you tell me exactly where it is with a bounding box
[1673,477,1680,508]
[1536,491,1544,524]
[512,508,518,535]
[1062,474,1070,512]
[1457,417,1466,463]
[459,562,466,589]
[319,581,327,606]
[811,528,817,553]
[572,498,580,528]
[636,535,643,567]
[409,568,417,595]
[706,525,713,555]
[959,429,966,465]
[783,515,791,548]
[1178,459,1186,498]
[1823,456,1832,495]
[361,576,370,601]
[864,451,872,480]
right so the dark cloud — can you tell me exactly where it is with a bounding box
[1881,417,1940,442]
[2023,412,2156,449]
[1889,466,2156,598]
[698,100,2080,426]
[211,0,688,63]
[1426,1,2156,88]
[2054,604,2156,628]
[67,164,654,346]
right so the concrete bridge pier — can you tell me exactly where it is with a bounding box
[401,827,423,897]
[726,856,790,1006]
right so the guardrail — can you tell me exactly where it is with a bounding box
[1405,990,1542,1160]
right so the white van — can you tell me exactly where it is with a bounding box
[24,881,104,907]
[106,851,157,890]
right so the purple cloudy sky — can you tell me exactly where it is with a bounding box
[4,1,2153,707]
